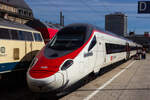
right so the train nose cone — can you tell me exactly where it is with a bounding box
[27,72,64,93]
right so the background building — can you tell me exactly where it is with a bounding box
[105,12,127,36]
[0,0,33,24]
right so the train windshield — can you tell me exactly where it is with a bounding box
[49,26,86,50]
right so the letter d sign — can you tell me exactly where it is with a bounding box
[139,2,147,11]
[138,1,150,13]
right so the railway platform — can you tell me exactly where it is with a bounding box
[60,54,150,100]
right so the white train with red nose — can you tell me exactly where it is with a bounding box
[27,23,140,93]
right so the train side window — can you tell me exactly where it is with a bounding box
[34,33,43,41]
[0,28,10,39]
[18,31,33,41]
[18,31,25,40]
[88,36,97,51]
[106,43,111,54]
[11,30,19,40]
[23,31,33,41]
[130,46,136,51]
[106,43,126,54]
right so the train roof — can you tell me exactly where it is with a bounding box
[0,18,37,31]
[65,23,134,43]
[94,26,133,42]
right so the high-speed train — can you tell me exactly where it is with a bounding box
[27,23,141,93]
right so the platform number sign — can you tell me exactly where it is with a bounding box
[138,1,150,13]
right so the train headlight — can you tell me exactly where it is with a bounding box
[61,60,73,70]
[29,57,38,68]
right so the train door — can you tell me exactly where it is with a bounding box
[83,36,97,74]
[126,43,130,59]
[93,37,105,74]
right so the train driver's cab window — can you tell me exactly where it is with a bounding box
[49,26,85,50]
[88,36,97,51]
[0,28,10,39]
[34,33,43,41]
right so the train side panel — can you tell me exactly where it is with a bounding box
[0,40,25,73]
[96,31,126,67]
[93,32,106,73]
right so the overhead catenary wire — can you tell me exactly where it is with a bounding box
[80,0,105,17]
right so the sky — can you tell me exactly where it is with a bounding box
[25,0,150,34]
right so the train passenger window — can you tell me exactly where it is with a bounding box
[106,43,126,54]
[88,36,97,51]
[34,33,42,41]
[18,31,25,40]
[23,31,33,41]
[11,30,19,40]
[130,46,137,51]
[0,28,10,39]
[18,31,33,41]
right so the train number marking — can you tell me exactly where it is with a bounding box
[84,52,93,57]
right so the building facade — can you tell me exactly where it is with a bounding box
[105,12,127,36]
[0,0,33,24]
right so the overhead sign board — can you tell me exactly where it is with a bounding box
[138,1,150,13]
